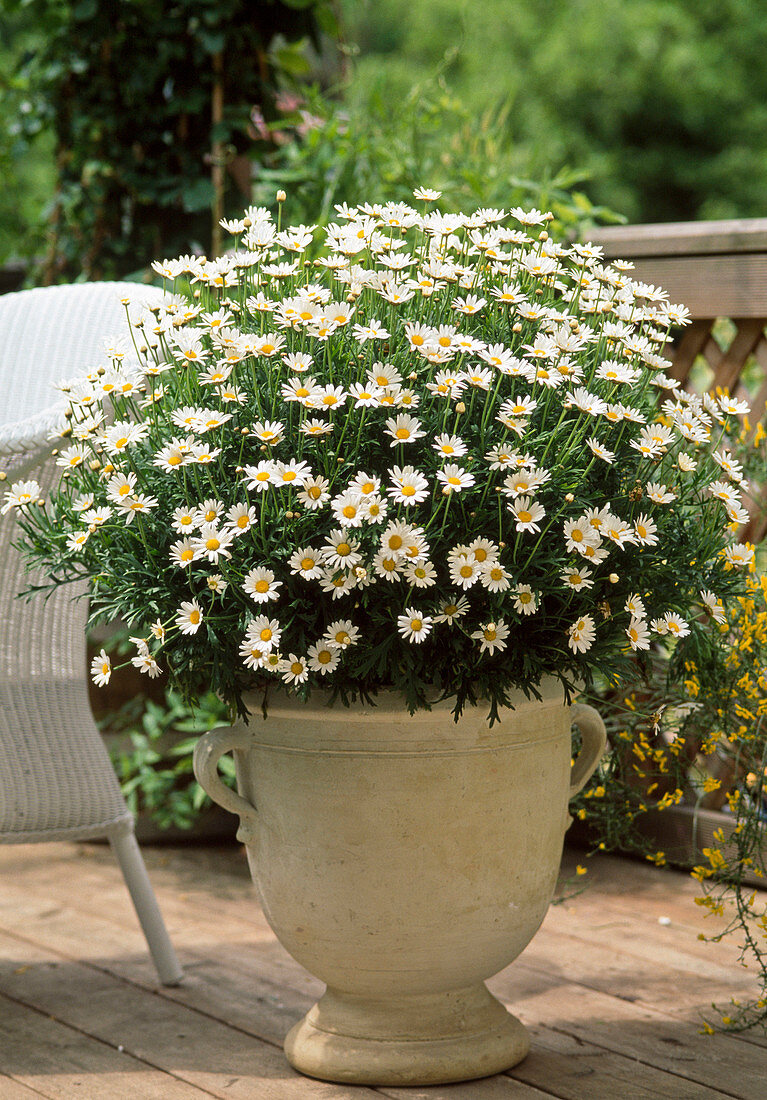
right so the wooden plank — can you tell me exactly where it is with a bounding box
[377,1078,554,1098]
[0,932,381,1100]
[0,991,212,1099]
[670,319,713,383]
[609,255,767,317]
[500,983,767,1100]
[510,1021,741,1100]
[587,219,767,257]
[0,1075,48,1098]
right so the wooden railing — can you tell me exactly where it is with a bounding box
[588,219,767,543]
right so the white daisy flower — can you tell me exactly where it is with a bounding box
[432,433,467,459]
[307,642,340,675]
[561,565,594,590]
[274,459,312,487]
[301,418,334,437]
[244,460,276,492]
[373,550,405,582]
[700,590,727,624]
[433,596,470,624]
[175,599,204,635]
[625,617,651,652]
[90,648,112,687]
[567,615,596,654]
[664,612,690,638]
[624,593,646,618]
[297,475,330,510]
[508,495,545,533]
[479,561,511,592]
[226,502,258,534]
[288,547,323,579]
[206,574,228,595]
[281,654,309,684]
[324,620,360,649]
[586,438,615,464]
[192,523,234,563]
[449,554,481,590]
[384,413,427,447]
[322,529,362,570]
[242,566,282,603]
[645,482,676,504]
[436,464,475,494]
[514,585,538,615]
[246,615,282,651]
[563,517,599,554]
[131,652,162,678]
[633,514,658,546]
[404,560,437,588]
[723,543,755,568]
[252,419,285,444]
[397,607,433,644]
[331,490,366,528]
[471,619,509,655]
[387,465,429,506]
[362,494,388,523]
[0,479,41,513]
[169,538,197,568]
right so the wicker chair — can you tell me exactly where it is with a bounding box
[0,282,182,986]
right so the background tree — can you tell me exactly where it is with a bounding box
[2,0,337,282]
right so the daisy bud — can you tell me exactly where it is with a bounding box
[539,231,549,241]
[513,323,522,332]
[565,493,574,502]
[61,427,72,437]
[276,189,287,203]
[456,402,466,413]
[89,460,101,470]
[609,573,619,584]
[241,427,249,435]
[194,289,201,299]
[0,471,6,481]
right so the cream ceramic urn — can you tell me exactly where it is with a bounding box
[193,680,605,1086]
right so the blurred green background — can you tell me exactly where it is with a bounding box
[2,0,765,276]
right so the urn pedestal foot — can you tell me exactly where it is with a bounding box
[284,982,529,1087]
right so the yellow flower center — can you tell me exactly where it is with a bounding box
[402,485,415,497]
[301,557,315,571]
[282,471,297,481]
[571,529,583,542]
[256,471,271,482]
[490,568,503,581]
[181,549,193,562]
[411,334,424,346]
[189,610,200,625]
[168,454,182,466]
[260,628,273,642]
[206,538,220,551]
[396,428,410,439]
[335,631,349,645]
[518,510,532,523]
[237,515,249,529]
[318,649,332,664]
[291,661,303,675]
[308,486,322,499]
[460,564,473,578]
[383,557,397,572]
[336,542,351,557]
[255,579,269,593]
[410,618,422,632]
[342,505,357,519]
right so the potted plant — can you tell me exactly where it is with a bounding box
[9,194,752,1084]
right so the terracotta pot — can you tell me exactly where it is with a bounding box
[193,682,605,1086]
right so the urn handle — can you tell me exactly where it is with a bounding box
[569,703,607,797]
[193,726,259,844]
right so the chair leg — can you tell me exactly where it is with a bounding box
[108,827,183,986]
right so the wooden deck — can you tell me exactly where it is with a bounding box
[0,839,764,1099]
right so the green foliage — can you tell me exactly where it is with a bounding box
[1,0,336,279]
[103,685,232,831]
[252,80,623,238]
[340,0,767,224]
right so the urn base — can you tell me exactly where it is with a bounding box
[284,982,529,1086]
